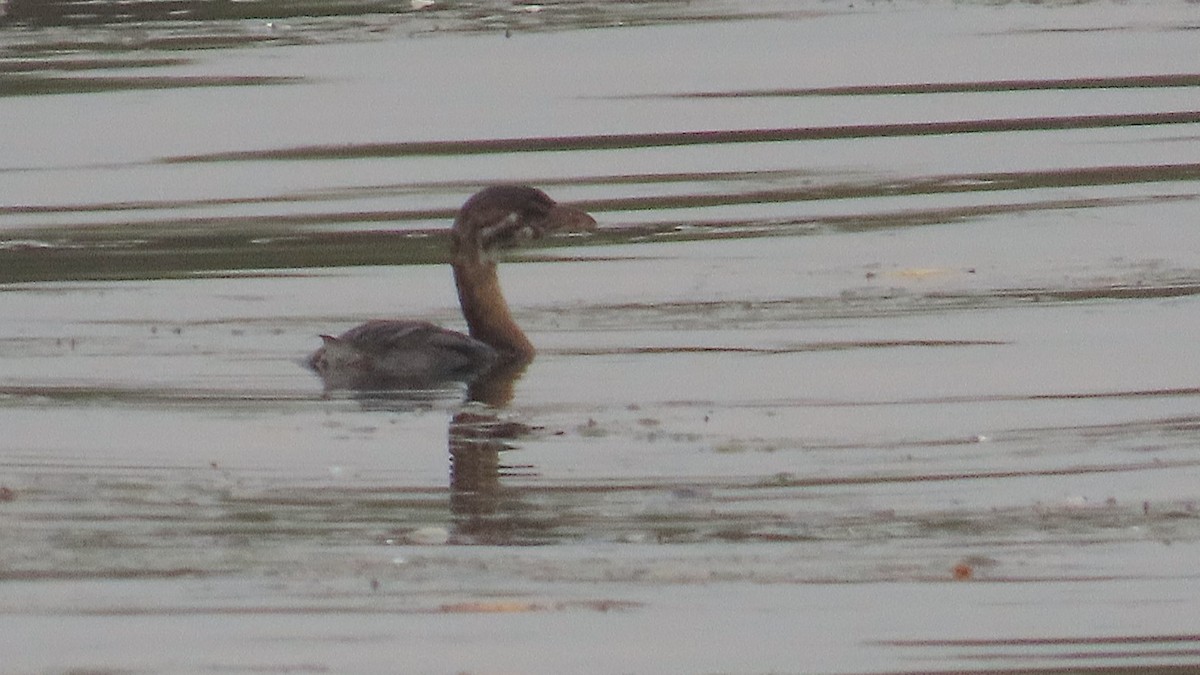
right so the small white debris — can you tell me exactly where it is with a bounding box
[0,240,54,251]
[407,526,450,545]
[1061,495,1090,510]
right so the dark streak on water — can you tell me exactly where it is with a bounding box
[0,73,303,96]
[2,161,1198,283]
[0,0,799,32]
[157,112,1200,161]
[626,73,1200,98]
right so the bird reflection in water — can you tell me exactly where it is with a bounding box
[448,360,540,542]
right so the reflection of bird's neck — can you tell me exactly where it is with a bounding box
[452,249,535,363]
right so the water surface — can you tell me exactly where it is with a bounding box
[3,1,1200,672]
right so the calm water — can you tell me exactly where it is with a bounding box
[3,1,1200,673]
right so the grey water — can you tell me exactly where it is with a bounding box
[3,1,1200,672]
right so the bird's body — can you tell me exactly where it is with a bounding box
[308,320,497,390]
[307,186,595,392]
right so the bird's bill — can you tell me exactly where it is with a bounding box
[539,203,597,236]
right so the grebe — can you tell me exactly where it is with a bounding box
[308,185,596,391]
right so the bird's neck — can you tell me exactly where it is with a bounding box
[451,254,534,362]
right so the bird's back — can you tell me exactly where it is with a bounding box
[308,319,497,390]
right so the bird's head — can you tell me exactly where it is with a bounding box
[451,185,596,259]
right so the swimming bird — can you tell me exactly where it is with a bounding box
[308,185,596,391]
